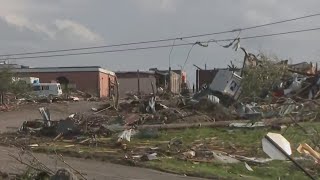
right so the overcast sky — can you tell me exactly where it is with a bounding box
[1,0,320,84]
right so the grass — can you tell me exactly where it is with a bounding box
[24,122,320,179]
[146,159,310,180]
[137,123,320,179]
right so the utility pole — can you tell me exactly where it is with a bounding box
[193,64,202,92]
[137,69,140,96]
[168,67,171,92]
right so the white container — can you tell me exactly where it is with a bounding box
[209,70,242,99]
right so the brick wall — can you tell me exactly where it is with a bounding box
[99,72,115,97]
[20,71,100,96]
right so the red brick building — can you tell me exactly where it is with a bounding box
[14,66,115,98]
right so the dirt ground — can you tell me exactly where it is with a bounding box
[0,101,208,179]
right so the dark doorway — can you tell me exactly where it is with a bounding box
[56,76,70,92]
[56,76,69,85]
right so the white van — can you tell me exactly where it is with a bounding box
[32,83,63,99]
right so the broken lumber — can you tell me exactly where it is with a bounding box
[137,117,298,130]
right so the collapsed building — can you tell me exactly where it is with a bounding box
[149,68,188,94]
[116,69,188,98]
[116,71,157,98]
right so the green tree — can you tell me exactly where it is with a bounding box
[240,54,289,101]
[10,80,32,97]
[0,68,32,104]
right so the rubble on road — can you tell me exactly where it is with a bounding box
[20,108,113,138]
[15,73,320,145]
[0,88,103,113]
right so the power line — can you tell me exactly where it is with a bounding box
[3,26,320,60]
[1,12,320,57]
[182,43,197,70]
[2,43,191,60]
[239,27,320,40]
[205,27,320,43]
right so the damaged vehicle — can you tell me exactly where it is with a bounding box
[32,83,63,102]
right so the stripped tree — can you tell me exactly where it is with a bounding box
[0,68,13,104]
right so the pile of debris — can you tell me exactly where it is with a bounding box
[13,58,320,145]
[20,107,113,139]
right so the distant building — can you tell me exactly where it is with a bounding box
[12,66,115,98]
[116,71,156,97]
[149,68,187,83]
[153,70,181,94]
[171,70,187,83]
[149,68,186,94]
[116,69,183,98]
[0,63,29,69]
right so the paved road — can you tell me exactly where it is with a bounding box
[0,146,206,180]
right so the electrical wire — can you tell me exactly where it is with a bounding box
[182,44,197,70]
[1,43,191,60]
[239,27,320,40]
[3,26,320,60]
[1,12,320,57]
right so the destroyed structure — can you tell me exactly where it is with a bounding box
[116,68,187,98]
[116,71,157,98]
[149,68,188,94]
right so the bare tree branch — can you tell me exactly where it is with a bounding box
[8,153,54,175]
[54,151,87,180]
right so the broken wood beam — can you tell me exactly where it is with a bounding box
[137,117,298,130]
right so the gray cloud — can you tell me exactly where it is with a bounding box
[54,19,103,43]
[2,15,54,39]
[0,15,103,43]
